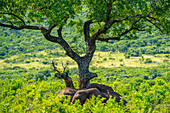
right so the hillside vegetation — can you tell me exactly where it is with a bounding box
[0,27,170,112]
[0,27,169,59]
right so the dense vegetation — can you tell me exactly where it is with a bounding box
[0,0,170,112]
[97,29,170,55]
[0,64,170,112]
[1,27,169,60]
[0,26,170,112]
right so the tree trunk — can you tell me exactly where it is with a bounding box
[78,57,97,89]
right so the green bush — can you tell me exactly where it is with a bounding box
[25,60,30,63]
[119,59,123,62]
[120,64,124,66]
[150,72,162,79]
[42,61,49,64]
[0,59,169,113]
[163,59,169,63]
[144,58,152,63]
[109,57,115,60]
[103,58,107,61]
[125,54,130,59]
[4,59,11,63]
[33,70,51,81]
[143,76,149,80]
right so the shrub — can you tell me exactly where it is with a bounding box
[143,76,149,80]
[120,64,124,66]
[4,59,10,63]
[144,58,152,63]
[0,52,5,56]
[150,72,162,79]
[18,68,27,72]
[97,60,102,63]
[125,54,130,59]
[103,58,107,61]
[109,57,115,60]
[164,55,169,58]
[42,61,49,64]
[119,59,123,62]
[25,60,30,63]
[33,70,51,81]
[163,59,169,63]
[12,66,21,70]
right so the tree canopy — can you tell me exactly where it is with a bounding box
[0,0,169,39]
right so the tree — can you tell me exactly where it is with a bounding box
[0,0,169,89]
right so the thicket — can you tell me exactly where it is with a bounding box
[0,26,170,112]
[0,1,169,112]
[0,27,169,60]
[0,64,170,112]
[97,30,170,56]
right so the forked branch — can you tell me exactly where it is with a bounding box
[52,61,74,88]
[146,18,164,34]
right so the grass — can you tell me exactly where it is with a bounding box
[0,51,169,72]
[91,51,168,68]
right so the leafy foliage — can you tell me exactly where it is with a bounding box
[0,0,170,112]
[0,65,170,112]
[0,27,169,59]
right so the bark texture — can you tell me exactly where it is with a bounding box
[55,72,74,88]
[78,57,97,89]
[52,61,74,88]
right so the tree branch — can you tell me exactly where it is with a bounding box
[91,18,128,41]
[146,18,164,34]
[96,27,145,42]
[106,1,112,22]
[42,32,80,63]
[84,19,93,39]
[45,23,57,35]
[57,17,68,37]
[96,18,145,42]
[148,16,159,22]
[0,15,80,63]
[52,61,74,88]
[45,17,68,36]
[0,22,47,31]
[91,12,153,42]
[0,13,26,25]
[0,13,48,31]
[57,26,63,38]
[83,19,96,59]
